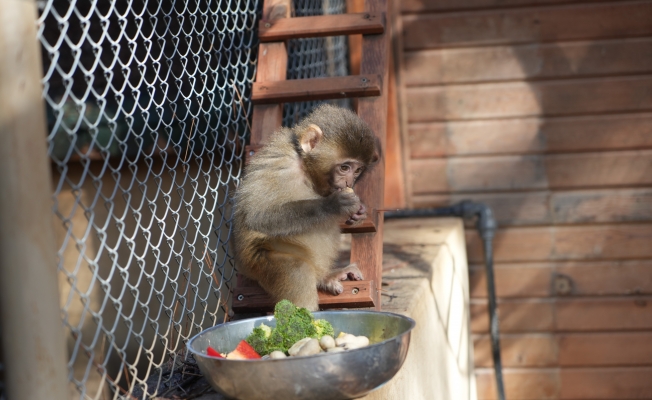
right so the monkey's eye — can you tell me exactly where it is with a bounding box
[355,167,363,174]
[340,165,351,172]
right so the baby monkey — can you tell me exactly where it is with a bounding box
[233,105,380,310]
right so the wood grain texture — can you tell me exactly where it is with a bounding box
[402,1,652,50]
[403,38,652,86]
[259,12,384,41]
[475,332,652,368]
[232,280,376,312]
[410,150,652,195]
[560,367,652,399]
[476,367,652,400]
[475,368,560,400]
[408,113,652,158]
[401,0,605,13]
[252,74,381,104]
[406,76,652,122]
[383,48,407,209]
[472,296,652,333]
[349,0,390,310]
[413,188,652,226]
[470,260,652,298]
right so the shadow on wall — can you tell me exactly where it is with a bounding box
[53,160,236,398]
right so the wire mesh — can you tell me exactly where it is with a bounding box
[32,0,349,399]
[283,0,350,127]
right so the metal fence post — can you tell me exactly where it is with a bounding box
[0,1,69,399]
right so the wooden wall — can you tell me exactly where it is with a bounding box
[396,0,652,399]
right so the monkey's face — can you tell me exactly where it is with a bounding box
[330,160,365,192]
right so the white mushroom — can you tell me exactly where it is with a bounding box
[288,338,312,356]
[269,351,287,359]
[296,339,322,357]
[319,335,335,350]
[335,334,370,350]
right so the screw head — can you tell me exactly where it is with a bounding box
[264,23,271,28]
[361,77,368,83]
[352,288,359,295]
[237,294,244,301]
[249,150,255,156]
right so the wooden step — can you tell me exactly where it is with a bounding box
[232,280,377,312]
[259,12,385,42]
[252,74,381,104]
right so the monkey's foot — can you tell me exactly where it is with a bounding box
[318,264,364,295]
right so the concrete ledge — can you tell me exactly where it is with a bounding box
[360,217,477,400]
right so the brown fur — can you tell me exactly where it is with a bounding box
[233,105,380,310]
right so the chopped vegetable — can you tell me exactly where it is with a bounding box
[227,340,262,360]
[206,346,224,358]
[245,323,272,355]
[240,300,336,356]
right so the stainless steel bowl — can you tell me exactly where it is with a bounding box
[187,310,416,400]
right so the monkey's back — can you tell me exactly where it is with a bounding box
[232,130,342,283]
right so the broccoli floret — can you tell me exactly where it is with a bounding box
[312,319,334,338]
[245,323,273,355]
[245,300,332,355]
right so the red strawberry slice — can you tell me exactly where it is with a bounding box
[227,340,261,359]
[206,346,224,358]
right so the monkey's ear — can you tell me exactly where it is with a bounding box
[299,124,323,153]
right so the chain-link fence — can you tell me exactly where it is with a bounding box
[2,0,352,399]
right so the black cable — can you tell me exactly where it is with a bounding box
[385,201,505,400]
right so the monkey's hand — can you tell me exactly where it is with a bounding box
[328,188,361,218]
[345,203,367,226]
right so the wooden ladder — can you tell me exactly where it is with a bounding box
[232,0,390,313]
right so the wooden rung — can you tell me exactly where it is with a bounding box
[259,12,385,42]
[232,280,377,312]
[252,74,381,105]
[340,219,376,233]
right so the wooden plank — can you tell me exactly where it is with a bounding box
[347,0,365,77]
[412,192,552,226]
[471,299,555,333]
[383,44,406,209]
[252,74,381,104]
[410,150,652,195]
[249,0,291,145]
[552,188,652,224]
[466,224,652,263]
[558,332,652,367]
[404,38,652,86]
[475,368,560,400]
[476,332,652,368]
[470,260,652,299]
[406,76,652,122]
[556,297,652,332]
[545,150,652,189]
[349,0,390,310]
[560,367,652,399]
[474,334,558,368]
[340,219,376,233]
[232,280,376,312]
[258,12,384,41]
[410,156,547,194]
[402,1,652,50]
[472,297,652,333]
[413,189,652,226]
[476,367,652,400]
[407,113,652,158]
[401,0,605,13]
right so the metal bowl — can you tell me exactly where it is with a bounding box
[187,310,416,400]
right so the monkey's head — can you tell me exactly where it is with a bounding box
[292,104,381,196]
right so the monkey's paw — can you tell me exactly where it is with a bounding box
[319,264,365,295]
[345,203,367,226]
